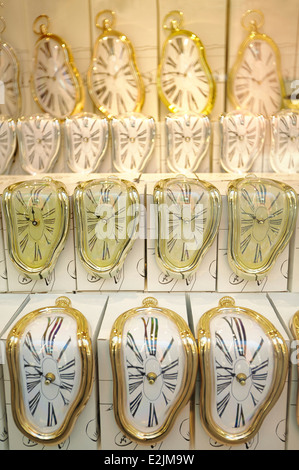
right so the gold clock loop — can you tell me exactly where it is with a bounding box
[162,10,184,32]
[241,9,264,33]
[95,9,116,31]
[33,14,50,36]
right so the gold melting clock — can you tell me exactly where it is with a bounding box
[197,296,288,445]
[31,15,84,120]
[228,10,285,117]
[154,176,221,279]
[157,10,216,115]
[6,296,94,445]
[110,296,198,444]
[73,177,139,279]
[270,109,299,174]
[87,10,145,119]
[227,175,298,281]
[2,178,70,280]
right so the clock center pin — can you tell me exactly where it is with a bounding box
[147,372,157,385]
[236,373,247,386]
[45,372,56,385]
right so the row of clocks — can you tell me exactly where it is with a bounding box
[2,174,298,284]
[5,293,295,447]
[2,107,299,177]
[0,9,293,123]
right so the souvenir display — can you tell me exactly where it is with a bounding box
[111,112,156,173]
[65,112,109,174]
[270,109,299,173]
[227,175,298,281]
[0,116,16,174]
[219,110,266,173]
[2,178,70,280]
[165,112,211,173]
[6,296,94,445]
[153,176,221,279]
[228,10,284,117]
[0,16,22,119]
[157,10,216,115]
[73,177,139,278]
[197,296,288,445]
[31,15,84,120]
[109,296,198,444]
[17,114,60,174]
[87,10,145,119]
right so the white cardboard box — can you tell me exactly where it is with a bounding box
[267,292,299,450]
[97,292,194,450]
[1,292,108,450]
[188,292,289,450]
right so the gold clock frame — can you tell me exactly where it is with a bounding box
[2,177,70,280]
[227,10,285,114]
[109,296,198,445]
[31,15,84,120]
[87,10,145,119]
[73,176,140,279]
[157,10,216,116]
[153,176,222,279]
[227,175,298,281]
[6,296,94,445]
[197,296,288,446]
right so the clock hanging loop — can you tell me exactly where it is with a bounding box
[95,9,116,32]
[162,10,184,32]
[33,14,50,36]
[241,9,264,33]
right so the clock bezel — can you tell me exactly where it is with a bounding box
[270,109,299,174]
[197,296,288,445]
[6,296,94,445]
[2,178,70,280]
[227,176,298,281]
[109,296,198,444]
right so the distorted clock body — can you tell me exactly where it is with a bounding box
[228,10,285,117]
[0,16,22,119]
[227,175,298,281]
[157,10,215,115]
[197,296,288,446]
[73,177,140,278]
[2,178,70,280]
[31,15,84,120]
[111,112,156,172]
[109,296,198,444]
[65,112,109,173]
[219,110,266,173]
[6,296,94,445]
[17,114,60,174]
[87,10,144,118]
[165,111,211,172]
[270,109,299,173]
[153,176,222,279]
[0,116,17,174]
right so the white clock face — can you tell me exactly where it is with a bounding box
[111,113,156,172]
[231,38,282,116]
[0,117,16,174]
[19,311,82,436]
[17,115,60,174]
[271,110,299,173]
[166,112,211,172]
[32,36,80,119]
[209,312,274,435]
[88,35,143,117]
[0,42,21,119]
[121,311,185,435]
[220,111,265,173]
[65,113,109,173]
[159,33,213,114]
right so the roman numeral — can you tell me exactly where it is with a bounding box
[129,391,143,417]
[235,403,245,428]
[127,332,144,365]
[217,392,230,417]
[143,317,158,356]
[240,234,251,254]
[254,243,262,264]
[29,391,41,416]
[148,402,158,428]
[47,402,57,427]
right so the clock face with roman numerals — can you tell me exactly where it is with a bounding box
[157,31,215,115]
[110,297,198,444]
[154,176,221,279]
[229,35,284,117]
[6,296,94,445]
[270,110,299,173]
[0,41,22,119]
[197,296,288,445]
[87,33,144,118]
[31,35,83,120]
[227,177,298,281]
[3,179,69,280]
[0,116,16,174]
[74,178,139,278]
[17,115,60,175]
